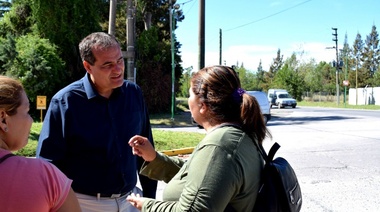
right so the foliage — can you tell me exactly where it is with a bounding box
[31,0,105,81]
[271,53,304,101]
[178,66,193,97]
[235,65,257,91]
[0,0,34,37]
[0,0,12,17]
[0,34,17,73]
[10,34,65,119]
[135,27,173,113]
[254,60,266,91]
[361,25,380,85]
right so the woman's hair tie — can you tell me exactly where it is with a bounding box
[232,88,246,103]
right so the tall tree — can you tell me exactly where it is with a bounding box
[264,49,283,86]
[274,53,304,101]
[267,49,283,77]
[255,60,265,91]
[32,0,106,81]
[361,25,380,84]
[0,0,11,17]
[352,32,366,88]
[0,0,33,37]
[0,34,17,73]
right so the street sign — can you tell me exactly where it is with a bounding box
[36,95,47,110]
[343,80,350,87]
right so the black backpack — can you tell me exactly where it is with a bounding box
[253,142,302,212]
[224,142,302,212]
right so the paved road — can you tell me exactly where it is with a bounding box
[149,107,380,211]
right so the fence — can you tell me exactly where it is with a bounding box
[302,91,346,103]
[302,87,380,106]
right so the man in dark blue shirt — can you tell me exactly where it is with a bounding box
[36,32,157,212]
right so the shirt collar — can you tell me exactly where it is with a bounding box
[82,73,124,99]
[83,73,98,99]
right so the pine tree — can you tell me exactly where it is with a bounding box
[352,33,366,88]
[361,25,380,85]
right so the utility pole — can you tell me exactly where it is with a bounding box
[198,0,205,70]
[108,0,117,35]
[332,27,339,105]
[126,0,135,82]
[219,28,222,65]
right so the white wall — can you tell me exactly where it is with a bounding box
[348,87,380,105]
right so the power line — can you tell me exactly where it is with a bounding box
[177,0,197,17]
[225,0,313,32]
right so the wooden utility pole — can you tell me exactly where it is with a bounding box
[108,0,117,35]
[219,28,222,65]
[126,0,135,82]
[198,0,205,70]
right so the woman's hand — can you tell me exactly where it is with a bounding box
[126,193,146,210]
[128,135,157,162]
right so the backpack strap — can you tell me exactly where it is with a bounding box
[267,142,280,162]
[254,142,281,163]
[0,153,16,164]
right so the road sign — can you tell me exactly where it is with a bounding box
[36,96,47,110]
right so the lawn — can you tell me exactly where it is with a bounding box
[15,99,379,157]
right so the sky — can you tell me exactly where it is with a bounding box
[174,0,380,72]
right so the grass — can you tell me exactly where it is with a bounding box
[15,98,379,157]
[298,101,380,110]
[15,98,204,157]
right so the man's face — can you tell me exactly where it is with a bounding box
[83,45,125,97]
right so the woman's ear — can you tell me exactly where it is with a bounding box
[0,110,8,131]
[199,103,208,115]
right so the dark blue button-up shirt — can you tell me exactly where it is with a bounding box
[36,74,157,197]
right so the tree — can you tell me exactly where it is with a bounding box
[8,34,65,119]
[254,60,266,91]
[32,0,105,81]
[274,53,304,101]
[361,25,380,85]
[0,34,17,73]
[352,33,366,88]
[0,0,33,37]
[178,66,193,97]
[235,64,256,91]
[0,0,11,17]
[264,49,283,87]
[133,0,183,113]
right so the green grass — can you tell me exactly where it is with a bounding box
[15,123,204,157]
[15,99,204,157]
[298,101,380,110]
[15,99,379,157]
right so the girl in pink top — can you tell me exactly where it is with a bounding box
[0,76,81,212]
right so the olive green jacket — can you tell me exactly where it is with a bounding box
[140,125,263,212]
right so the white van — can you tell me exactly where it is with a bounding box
[247,91,271,124]
[268,89,287,107]
[268,89,297,108]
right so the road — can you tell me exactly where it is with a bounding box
[150,107,380,211]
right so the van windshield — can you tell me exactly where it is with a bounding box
[278,93,291,98]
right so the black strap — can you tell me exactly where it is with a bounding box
[267,142,280,162]
[254,141,281,163]
[0,153,16,164]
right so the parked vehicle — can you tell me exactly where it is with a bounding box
[268,89,297,108]
[247,91,271,124]
[268,89,287,107]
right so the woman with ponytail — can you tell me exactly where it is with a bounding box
[127,65,272,211]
